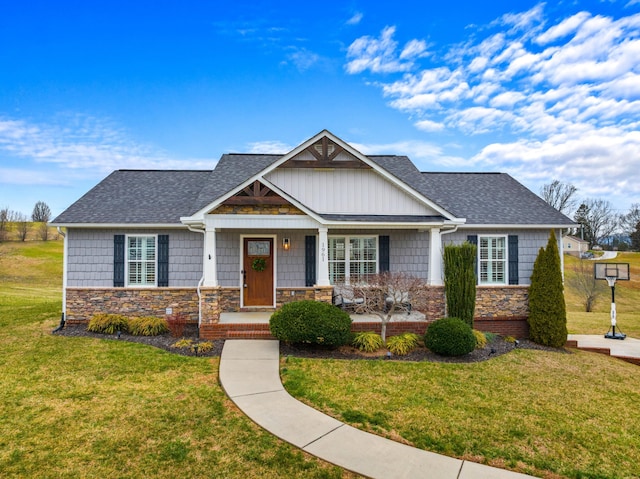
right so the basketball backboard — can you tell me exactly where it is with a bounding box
[594,263,630,281]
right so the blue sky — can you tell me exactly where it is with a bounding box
[1,0,639,219]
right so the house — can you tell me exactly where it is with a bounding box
[563,235,589,257]
[51,130,574,338]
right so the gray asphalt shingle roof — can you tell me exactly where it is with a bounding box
[52,150,574,227]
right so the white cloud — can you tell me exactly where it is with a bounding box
[0,115,214,186]
[344,5,640,210]
[349,139,446,164]
[345,26,427,74]
[246,140,292,154]
[346,12,363,26]
[286,48,320,71]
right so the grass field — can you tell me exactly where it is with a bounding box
[565,252,640,338]
[2,239,639,479]
[0,240,352,478]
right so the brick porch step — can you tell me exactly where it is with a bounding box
[226,330,275,339]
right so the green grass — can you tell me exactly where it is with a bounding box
[283,352,640,479]
[0,240,352,479]
[565,252,640,338]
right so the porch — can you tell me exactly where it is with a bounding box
[207,310,430,340]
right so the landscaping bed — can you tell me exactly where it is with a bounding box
[55,323,565,362]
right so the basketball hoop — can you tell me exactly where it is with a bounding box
[594,263,630,340]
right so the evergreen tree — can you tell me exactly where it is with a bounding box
[443,242,477,327]
[528,230,568,347]
[631,221,640,252]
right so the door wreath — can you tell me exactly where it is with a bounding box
[251,258,267,272]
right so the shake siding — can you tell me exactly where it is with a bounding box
[444,229,551,286]
[389,231,429,279]
[216,232,240,287]
[67,229,203,287]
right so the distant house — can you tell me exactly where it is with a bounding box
[563,235,589,257]
[51,130,574,338]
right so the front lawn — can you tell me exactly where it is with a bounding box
[0,240,352,478]
[282,351,640,479]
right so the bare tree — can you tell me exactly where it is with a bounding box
[621,203,640,237]
[0,208,17,242]
[15,213,30,241]
[540,181,578,215]
[566,259,606,312]
[573,199,619,246]
[38,222,50,241]
[31,201,51,223]
[336,272,429,343]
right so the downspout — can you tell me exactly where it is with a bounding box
[53,227,67,332]
[187,225,206,338]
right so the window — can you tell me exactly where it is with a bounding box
[479,236,506,285]
[328,236,377,284]
[127,235,156,286]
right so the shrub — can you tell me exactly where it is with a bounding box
[128,316,169,336]
[424,317,476,356]
[87,314,129,334]
[443,242,477,328]
[171,338,193,349]
[528,230,568,348]
[472,330,488,349]
[269,300,352,347]
[352,332,384,352]
[386,333,420,356]
[166,313,188,337]
[192,341,214,354]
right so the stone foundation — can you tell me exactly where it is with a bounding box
[65,288,199,323]
[64,284,530,338]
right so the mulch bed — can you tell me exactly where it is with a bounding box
[53,323,566,362]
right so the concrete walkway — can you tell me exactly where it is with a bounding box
[219,340,535,479]
[567,334,640,365]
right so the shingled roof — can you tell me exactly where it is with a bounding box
[52,149,574,227]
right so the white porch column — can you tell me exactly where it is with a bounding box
[317,227,330,286]
[203,228,218,287]
[429,227,443,286]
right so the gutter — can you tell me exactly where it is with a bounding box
[53,227,67,332]
[187,224,206,338]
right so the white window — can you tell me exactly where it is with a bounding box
[328,236,377,284]
[479,236,506,285]
[127,235,156,286]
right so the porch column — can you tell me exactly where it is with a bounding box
[317,227,330,286]
[203,228,218,287]
[429,227,443,286]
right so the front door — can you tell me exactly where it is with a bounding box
[243,238,274,306]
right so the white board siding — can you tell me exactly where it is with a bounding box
[265,168,435,216]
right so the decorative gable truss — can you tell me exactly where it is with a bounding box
[280,136,371,169]
[222,180,289,205]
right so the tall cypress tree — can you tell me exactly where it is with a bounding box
[444,242,477,328]
[528,230,567,347]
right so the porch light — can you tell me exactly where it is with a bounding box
[283,238,290,251]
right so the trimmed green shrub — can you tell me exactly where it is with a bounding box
[87,313,129,334]
[352,331,384,352]
[128,316,169,336]
[473,330,487,349]
[386,333,420,356]
[424,317,476,356]
[269,300,352,347]
[443,242,477,328]
[528,230,568,348]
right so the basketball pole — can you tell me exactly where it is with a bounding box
[604,276,626,340]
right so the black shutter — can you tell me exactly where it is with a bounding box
[305,236,316,287]
[467,235,478,283]
[379,235,390,272]
[114,235,125,287]
[158,235,169,287]
[508,235,519,285]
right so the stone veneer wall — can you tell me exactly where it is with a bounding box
[65,285,531,338]
[65,288,199,323]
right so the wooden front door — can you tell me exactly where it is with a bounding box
[243,238,274,306]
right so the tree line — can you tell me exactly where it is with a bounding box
[0,201,52,242]
[540,180,640,251]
